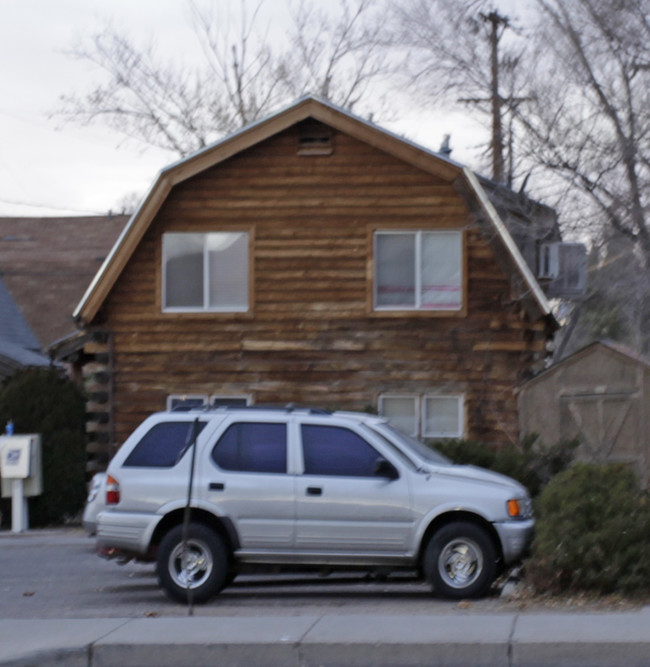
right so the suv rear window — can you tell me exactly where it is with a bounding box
[123,421,206,468]
[211,422,287,473]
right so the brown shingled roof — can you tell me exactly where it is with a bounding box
[0,215,128,348]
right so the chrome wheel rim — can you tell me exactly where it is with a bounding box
[438,537,484,589]
[169,538,213,590]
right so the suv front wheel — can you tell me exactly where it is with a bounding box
[423,521,497,599]
[156,523,229,603]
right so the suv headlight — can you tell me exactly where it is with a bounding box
[506,497,533,520]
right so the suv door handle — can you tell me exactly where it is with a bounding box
[209,482,225,491]
[306,486,322,496]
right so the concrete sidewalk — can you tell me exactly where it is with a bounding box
[2,609,650,667]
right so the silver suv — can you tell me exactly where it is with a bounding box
[96,406,533,602]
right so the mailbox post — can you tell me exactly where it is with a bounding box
[0,435,42,533]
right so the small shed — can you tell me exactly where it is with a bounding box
[518,340,650,487]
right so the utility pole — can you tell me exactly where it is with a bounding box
[485,10,507,184]
[459,10,511,184]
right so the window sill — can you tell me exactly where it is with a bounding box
[370,307,466,318]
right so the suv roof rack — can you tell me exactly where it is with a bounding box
[171,403,331,415]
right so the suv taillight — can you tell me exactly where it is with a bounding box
[106,475,120,505]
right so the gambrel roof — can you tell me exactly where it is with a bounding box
[73,96,554,325]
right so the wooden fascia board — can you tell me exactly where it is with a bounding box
[460,167,556,324]
[158,98,462,187]
[74,176,173,324]
[305,104,463,182]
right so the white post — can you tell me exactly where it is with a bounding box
[11,478,28,533]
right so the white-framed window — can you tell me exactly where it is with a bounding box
[162,231,250,312]
[422,395,465,438]
[167,394,209,411]
[377,394,420,436]
[167,394,252,411]
[373,230,463,311]
[210,394,252,408]
[378,393,465,439]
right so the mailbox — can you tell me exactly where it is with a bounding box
[1,434,43,498]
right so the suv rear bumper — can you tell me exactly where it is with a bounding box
[96,510,158,557]
[493,519,534,563]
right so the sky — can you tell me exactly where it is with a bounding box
[0,0,490,218]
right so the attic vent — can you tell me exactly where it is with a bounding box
[298,121,333,156]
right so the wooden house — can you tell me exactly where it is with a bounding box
[72,97,557,470]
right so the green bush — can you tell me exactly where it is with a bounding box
[526,463,650,595]
[0,368,87,527]
[432,434,578,497]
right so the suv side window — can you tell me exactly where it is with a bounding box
[211,422,287,473]
[301,424,381,477]
[123,421,206,467]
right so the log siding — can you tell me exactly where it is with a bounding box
[92,125,551,448]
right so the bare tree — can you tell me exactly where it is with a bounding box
[520,0,650,261]
[56,0,394,158]
[388,0,530,185]
[283,0,394,113]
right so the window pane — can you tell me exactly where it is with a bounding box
[302,425,380,477]
[212,423,287,473]
[423,396,462,438]
[375,233,415,307]
[210,396,250,408]
[421,232,462,310]
[168,396,207,411]
[124,421,206,467]
[207,232,249,309]
[379,396,418,436]
[163,233,204,308]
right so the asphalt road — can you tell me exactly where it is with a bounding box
[0,528,529,619]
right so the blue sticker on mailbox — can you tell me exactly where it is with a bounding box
[6,449,21,465]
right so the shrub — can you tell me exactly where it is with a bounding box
[0,368,87,527]
[526,463,650,595]
[432,434,578,497]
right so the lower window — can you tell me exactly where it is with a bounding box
[167,394,252,411]
[379,393,464,439]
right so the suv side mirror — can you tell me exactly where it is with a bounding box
[374,457,399,480]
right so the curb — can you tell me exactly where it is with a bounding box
[2,610,650,666]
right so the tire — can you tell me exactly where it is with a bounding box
[423,521,497,599]
[156,523,229,604]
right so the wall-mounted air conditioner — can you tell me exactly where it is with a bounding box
[538,242,587,299]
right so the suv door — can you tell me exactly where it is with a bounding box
[294,420,414,555]
[199,418,295,550]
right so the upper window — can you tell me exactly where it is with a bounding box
[211,422,287,474]
[162,232,249,312]
[301,424,382,477]
[123,421,207,467]
[374,231,462,311]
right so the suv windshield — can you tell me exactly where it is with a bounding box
[370,423,451,466]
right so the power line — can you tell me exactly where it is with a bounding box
[0,196,105,216]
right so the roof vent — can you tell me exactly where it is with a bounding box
[298,120,333,156]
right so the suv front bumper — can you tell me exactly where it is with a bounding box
[493,518,534,564]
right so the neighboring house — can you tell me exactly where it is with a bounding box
[72,96,560,469]
[0,215,128,349]
[518,340,650,488]
[0,274,50,380]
